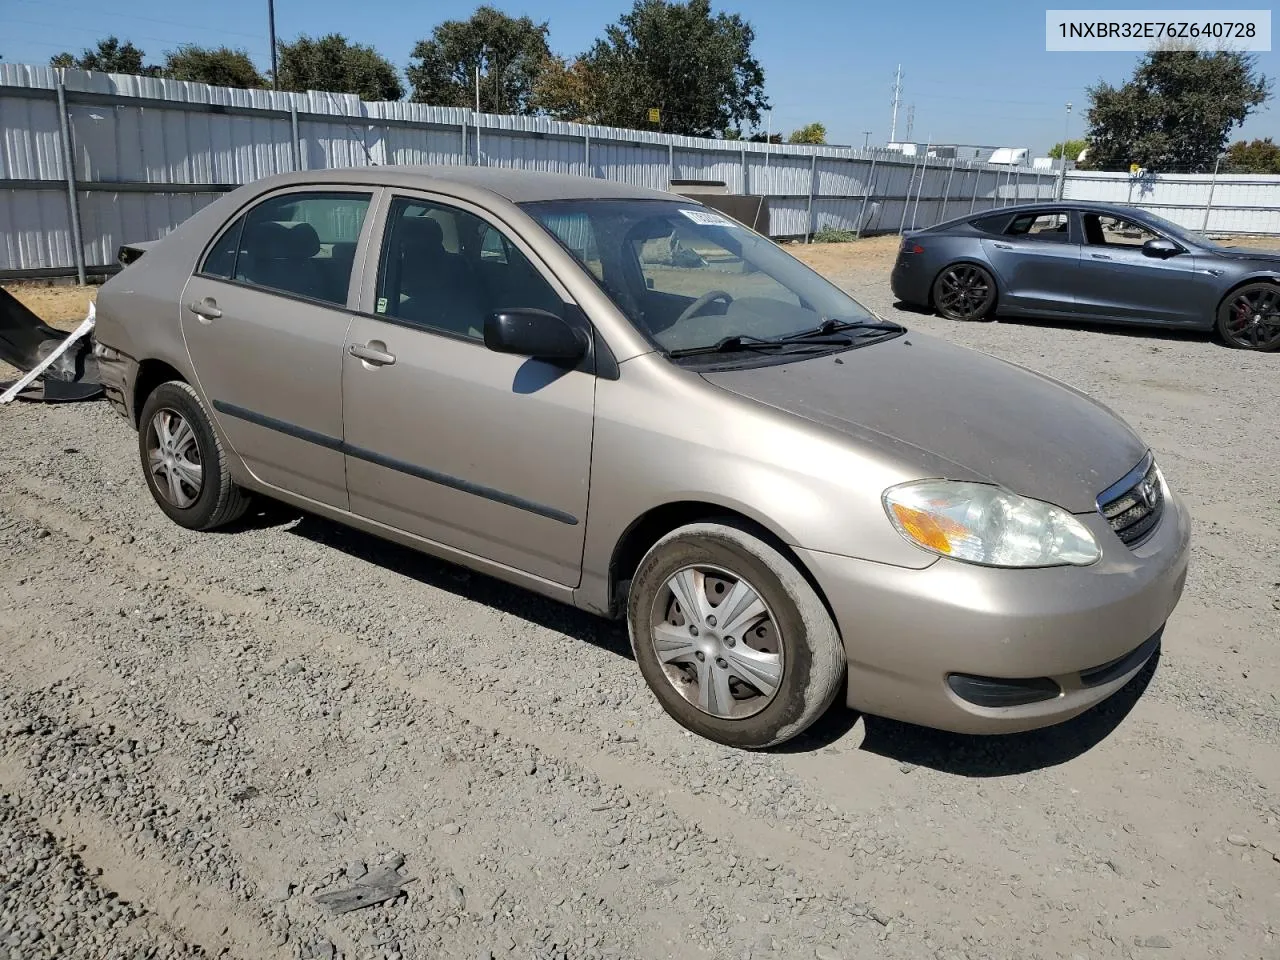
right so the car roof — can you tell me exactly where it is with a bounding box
[961,200,1153,221]
[250,165,681,204]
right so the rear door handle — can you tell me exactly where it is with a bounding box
[349,342,396,366]
[1090,253,1112,260]
[187,298,222,321]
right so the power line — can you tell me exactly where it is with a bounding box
[11,0,267,43]
[7,18,274,61]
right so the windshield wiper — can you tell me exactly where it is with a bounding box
[779,317,904,341]
[668,332,853,358]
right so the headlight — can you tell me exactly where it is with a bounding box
[883,480,1100,567]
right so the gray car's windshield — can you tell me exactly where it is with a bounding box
[521,199,889,354]
[1137,209,1220,249]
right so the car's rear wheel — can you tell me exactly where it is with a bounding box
[137,381,250,530]
[1216,282,1280,351]
[932,263,996,321]
[627,522,846,749]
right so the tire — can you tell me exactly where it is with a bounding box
[1215,282,1280,351]
[932,263,997,321]
[627,522,846,749]
[137,380,250,531]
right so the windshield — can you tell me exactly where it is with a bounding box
[520,199,883,354]
[1138,209,1219,248]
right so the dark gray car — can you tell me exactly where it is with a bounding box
[891,201,1280,351]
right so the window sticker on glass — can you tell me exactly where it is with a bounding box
[376,296,388,314]
[678,208,735,227]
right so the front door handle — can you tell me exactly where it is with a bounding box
[1090,253,1113,260]
[992,242,1014,250]
[187,298,222,321]
[349,341,396,367]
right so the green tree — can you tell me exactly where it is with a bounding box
[579,0,768,137]
[50,36,157,75]
[533,55,605,122]
[1085,50,1271,172]
[277,34,404,101]
[407,7,551,113]
[163,45,264,89]
[1048,138,1087,161]
[1226,137,1280,173]
[789,122,826,144]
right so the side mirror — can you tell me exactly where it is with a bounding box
[483,308,587,363]
[1142,237,1180,258]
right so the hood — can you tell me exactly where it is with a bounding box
[701,333,1147,513]
[1210,246,1280,264]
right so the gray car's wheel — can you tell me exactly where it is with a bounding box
[1216,282,1280,351]
[627,522,846,749]
[932,263,997,321]
[137,381,250,531]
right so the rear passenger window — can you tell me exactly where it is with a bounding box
[972,214,1011,235]
[1006,212,1070,241]
[201,191,371,307]
[375,197,563,341]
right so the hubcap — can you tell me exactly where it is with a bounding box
[145,408,203,508]
[1225,287,1280,349]
[649,565,784,720]
[937,265,992,319]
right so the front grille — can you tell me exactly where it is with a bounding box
[1098,455,1164,547]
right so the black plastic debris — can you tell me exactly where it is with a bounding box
[313,864,413,915]
[0,287,103,402]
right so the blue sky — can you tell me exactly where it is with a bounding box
[4,0,1277,151]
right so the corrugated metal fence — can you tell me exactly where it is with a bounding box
[1063,170,1280,236]
[1,65,1062,280]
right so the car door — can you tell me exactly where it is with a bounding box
[979,210,1081,314]
[341,193,595,586]
[1075,212,1211,325]
[180,188,375,509]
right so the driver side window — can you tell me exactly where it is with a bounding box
[632,223,801,308]
[1083,214,1157,247]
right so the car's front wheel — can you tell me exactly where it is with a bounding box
[932,263,997,321]
[627,522,846,749]
[1216,282,1280,351]
[137,381,250,530]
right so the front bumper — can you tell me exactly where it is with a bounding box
[796,491,1191,734]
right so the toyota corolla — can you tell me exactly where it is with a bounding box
[92,167,1190,749]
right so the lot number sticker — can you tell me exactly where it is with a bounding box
[678,208,735,227]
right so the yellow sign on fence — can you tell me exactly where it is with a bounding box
[647,107,661,124]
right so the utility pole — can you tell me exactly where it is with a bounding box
[267,0,278,90]
[475,44,485,112]
[889,64,903,142]
[1055,102,1072,199]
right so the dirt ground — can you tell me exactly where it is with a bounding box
[1,245,1278,960]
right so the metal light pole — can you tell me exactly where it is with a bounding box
[267,0,278,89]
[1202,152,1226,231]
[1055,101,1072,199]
[862,131,871,150]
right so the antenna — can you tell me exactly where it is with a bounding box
[889,64,903,142]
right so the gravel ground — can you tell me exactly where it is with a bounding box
[1,245,1279,959]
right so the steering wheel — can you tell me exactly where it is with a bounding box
[675,290,734,325]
